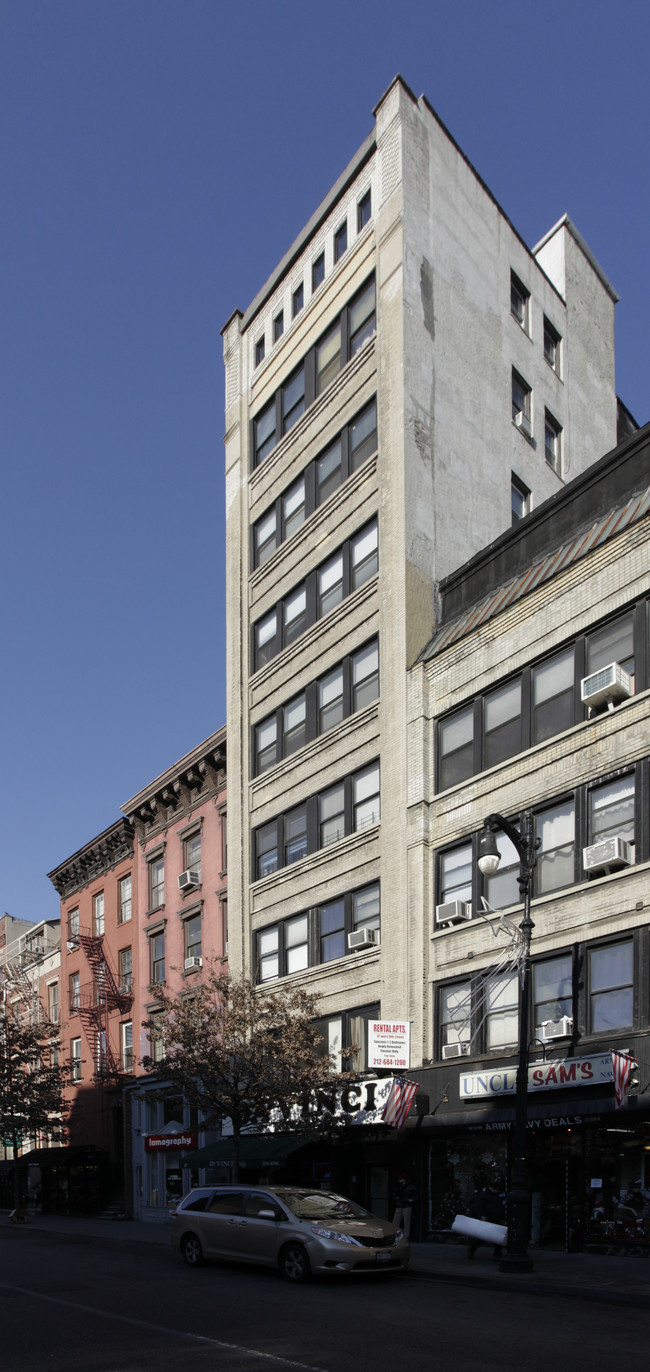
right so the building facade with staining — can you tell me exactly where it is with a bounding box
[220,74,632,1227]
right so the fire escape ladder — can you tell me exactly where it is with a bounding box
[78,932,133,1012]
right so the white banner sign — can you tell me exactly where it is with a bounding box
[223,1077,396,1134]
[368,1020,410,1071]
[460,1053,614,1100]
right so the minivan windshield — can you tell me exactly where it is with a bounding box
[275,1190,370,1221]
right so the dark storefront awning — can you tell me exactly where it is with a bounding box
[185,1136,309,1169]
[17,1145,107,1165]
[406,1093,649,1133]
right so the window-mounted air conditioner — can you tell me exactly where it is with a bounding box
[514,411,532,438]
[435,900,472,927]
[178,869,200,892]
[347,928,378,951]
[442,1042,470,1060]
[583,837,633,875]
[541,1016,573,1043]
[66,939,79,953]
[184,956,202,970]
[581,662,631,712]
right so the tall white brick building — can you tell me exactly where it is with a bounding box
[221,76,640,1232]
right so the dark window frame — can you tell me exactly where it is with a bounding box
[511,472,531,525]
[250,275,376,470]
[510,270,530,332]
[312,252,325,292]
[314,1001,380,1073]
[543,316,562,375]
[357,190,372,232]
[254,335,265,368]
[544,408,562,473]
[273,310,284,343]
[254,885,380,983]
[252,761,380,882]
[292,282,304,318]
[334,220,348,262]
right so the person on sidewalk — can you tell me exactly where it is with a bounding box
[392,1175,417,1239]
[467,1177,505,1259]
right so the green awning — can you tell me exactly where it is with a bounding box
[184,1135,309,1168]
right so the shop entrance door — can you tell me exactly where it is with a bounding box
[530,1144,582,1250]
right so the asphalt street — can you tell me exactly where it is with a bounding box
[0,1226,638,1372]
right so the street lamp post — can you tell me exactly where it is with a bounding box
[478,810,539,1274]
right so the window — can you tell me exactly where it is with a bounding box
[119,947,132,994]
[535,800,575,895]
[254,335,265,368]
[121,1021,133,1072]
[510,271,529,331]
[543,317,561,374]
[251,277,375,468]
[253,760,380,880]
[545,410,562,472]
[255,887,380,983]
[69,972,80,1012]
[312,252,325,292]
[148,1012,165,1064]
[534,955,572,1034]
[440,981,472,1052]
[292,282,304,318]
[252,519,378,670]
[285,914,309,973]
[315,1003,379,1074]
[258,926,279,982]
[589,775,635,851]
[586,613,635,684]
[512,369,532,435]
[118,874,132,924]
[253,637,379,774]
[484,678,522,768]
[48,982,59,1025]
[353,883,380,936]
[71,1038,82,1082]
[149,856,165,910]
[439,706,474,790]
[184,832,202,882]
[251,399,377,566]
[589,940,633,1033]
[273,310,284,342]
[92,891,104,936]
[484,831,521,910]
[511,474,530,524]
[334,220,347,262]
[185,914,202,962]
[357,189,372,232]
[486,971,518,1050]
[150,930,165,985]
[320,898,345,963]
[68,908,79,941]
[532,647,575,743]
[439,843,472,906]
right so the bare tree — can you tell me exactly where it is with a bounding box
[143,972,351,1180]
[0,1002,71,1208]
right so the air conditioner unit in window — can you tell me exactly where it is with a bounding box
[541,1016,573,1043]
[514,411,532,438]
[581,662,631,711]
[66,939,79,953]
[347,928,378,951]
[184,956,202,970]
[583,837,633,875]
[435,900,472,927]
[441,1042,470,1060]
[178,869,200,892]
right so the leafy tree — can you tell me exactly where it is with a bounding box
[143,972,351,1180]
[0,1002,72,1207]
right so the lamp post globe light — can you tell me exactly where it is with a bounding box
[478,811,539,1274]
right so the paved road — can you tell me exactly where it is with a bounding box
[0,1226,638,1372]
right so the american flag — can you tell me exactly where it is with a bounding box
[381,1076,418,1129]
[611,1051,635,1109]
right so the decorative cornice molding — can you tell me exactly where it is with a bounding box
[48,819,134,900]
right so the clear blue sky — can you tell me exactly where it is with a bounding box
[1,0,648,922]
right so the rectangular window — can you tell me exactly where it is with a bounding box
[312,252,325,292]
[512,369,532,435]
[283,693,306,755]
[349,399,377,469]
[484,678,522,768]
[184,832,201,882]
[68,907,79,941]
[316,437,343,503]
[69,972,80,1011]
[118,874,132,924]
[284,804,307,865]
[254,609,278,670]
[149,857,165,910]
[253,638,379,775]
[353,883,380,935]
[354,763,380,830]
[256,885,380,983]
[545,410,562,472]
[255,716,278,774]
[282,477,306,539]
[254,335,265,367]
[349,277,376,354]
[150,931,165,985]
[318,552,344,616]
[534,955,572,1033]
[283,585,307,644]
[319,782,345,848]
[319,665,344,732]
[440,843,472,905]
[439,706,474,790]
[532,647,575,743]
[93,891,105,936]
[185,913,202,961]
[485,830,521,909]
[352,640,379,711]
[253,397,276,466]
[118,947,133,994]
[486,970,518,1050]
[321,898,345,963]
[586,614,635,682]
[282,365,305,434]
[334,220,347,262]
[357,189,371,231]
[149,1013,165,1064]
[253,508,278,567]
[273,310,284,342]
[511,474,530,524]
[441,981,472,1051]
[258,926,279,982]
[285,913,309,973]
[292,282,304,318]
[121,1021,133,1071]
[589,940,633,1033]
[351,520,378,588]
[71,1037,82,1082]
[589,776,635,850]
[543,317,561,374]
[315,319,342,396]
[510,271,529,331]
[536,800,575,895]
[48,982,59,1024]
[256,822,279,880]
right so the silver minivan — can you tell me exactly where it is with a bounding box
[171,1183,410,1281]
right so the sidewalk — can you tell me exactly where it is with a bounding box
[2,1213,649,1306]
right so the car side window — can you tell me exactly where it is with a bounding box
[183,1193,212,1212]
[245,1192,283,1219]
[208,1191,245,1215]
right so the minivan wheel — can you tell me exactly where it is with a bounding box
[181,1232,204,1267]
[279,1243,311,1283]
